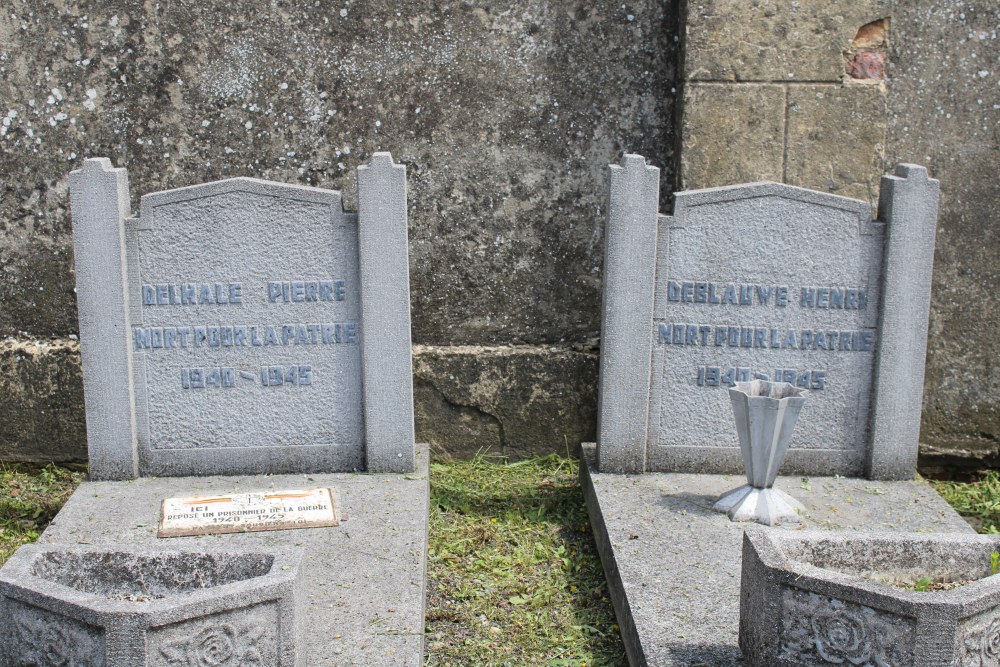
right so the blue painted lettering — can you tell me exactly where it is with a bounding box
[667,280,681,302]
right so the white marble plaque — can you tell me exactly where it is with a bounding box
[158,488,340,538]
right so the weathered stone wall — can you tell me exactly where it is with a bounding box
[0,0,676,462]
[676,1,1000,472]
[2,1,998,471]
[886,2,1000,474]
[677,1,891,202]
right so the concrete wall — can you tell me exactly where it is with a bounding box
[886,1,1000,474]
[0,0,676,462]
[1,1,998,471]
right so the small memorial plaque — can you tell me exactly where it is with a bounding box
[157,487,340,538]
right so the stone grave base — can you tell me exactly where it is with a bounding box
[579,443,975,667]
[38,445,430,667]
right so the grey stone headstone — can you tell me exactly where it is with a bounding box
[70,155,416,479]
[596,155,939,480]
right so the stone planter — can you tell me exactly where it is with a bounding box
[740,528,1000,666]
[714,380,808,525]
[0,545,300,667]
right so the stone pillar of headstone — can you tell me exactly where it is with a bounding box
[867,164,940,480]
[68,158,139,480]
[357,153,416,473]
[596,155,660,474]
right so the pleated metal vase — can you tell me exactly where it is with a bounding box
[713,380,808,526]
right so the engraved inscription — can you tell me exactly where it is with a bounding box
[267,279,346,302]
[143,282,243,306]
[657,278,876,391]
[695,366,826,389]
[644,190,884,468]
[134,322,359,351]
[182,367,236,389]
[132,187,363,460]
[158,487,339,537]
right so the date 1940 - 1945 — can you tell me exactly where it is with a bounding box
[697,366,826,390]
[180,365,312,389]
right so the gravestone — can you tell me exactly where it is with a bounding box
[5,154,430,666]
[582,155,962,667]
[69,154,414,480]
[597,154,939,481]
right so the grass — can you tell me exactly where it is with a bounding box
[0,454,625,666]
[0,463,84,564]
[930,470,1000,533]
[425,453,626,667]
[12,457,1000,665]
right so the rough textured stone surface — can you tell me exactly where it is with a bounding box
[0,0,676,344]
[412,344,598,460]
[579,444,974,667]
[0,338,85,462]
[596,165,939,479]
[885,2,1000,472]
[0,545,300,667]
[0,0,676,464]
[741,529,1000,667]
[69,158,137,480]
[37,446,430,667]
[70,157,416,478]
[786,83,888,203]
[678,83,785,189]
[682,0,891,81]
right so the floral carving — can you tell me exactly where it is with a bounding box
[809,606,878,665]
[779,587,914,667]
[8,601,104,667]
[955,616,1000,667]
[158,621,268,667]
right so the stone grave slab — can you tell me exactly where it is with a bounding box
[579,444,974,667]
[597,155,940,480]
[69,154,414,480]
[48,155,429,665]
[36,445,429,667]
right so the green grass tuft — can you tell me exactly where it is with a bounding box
[0,463,85,564]
[930,471,1000,534]
[425,453,626,667]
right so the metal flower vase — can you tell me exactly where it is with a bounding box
[713,380,808,526]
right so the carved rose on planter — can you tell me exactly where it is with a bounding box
[956,617,1000,667]
[159,622,266,667]
[779,588,912,667]
[194,625,236,665]
[809,607,880,666]
[10,606,103,667]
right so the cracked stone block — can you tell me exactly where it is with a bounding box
[412,345,598,459]
[0,545,301,667]
[741,529,1000,666]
